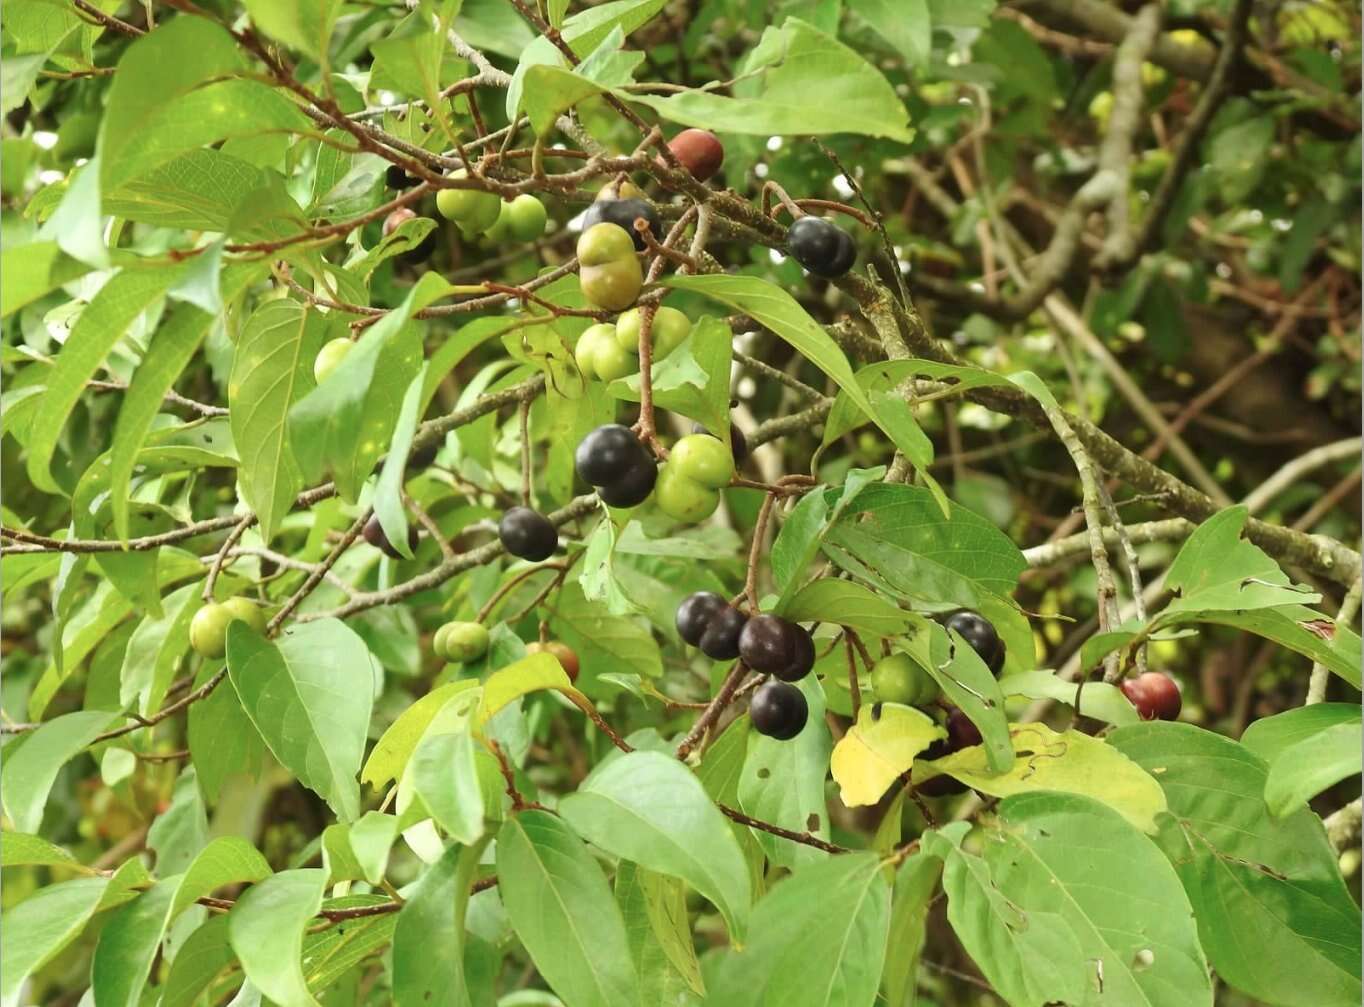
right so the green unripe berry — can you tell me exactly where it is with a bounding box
[577,223,642,311]
[669,433,734,490]
[314,338,353,384]
[504,194,548,242]
[615,305,690,360]
[190,598,267,659]
[435,621,490,663]
[221,597,267,635]
[870,654,939,706]
[655,464,720,523]
[436,170,500,231]
[575,323,637,382]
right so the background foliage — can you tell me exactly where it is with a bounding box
[1,1,1361,1005]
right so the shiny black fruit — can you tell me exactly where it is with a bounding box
[676,591,727,646]
[787,216,856,278]
[699,606,747,661]
[581,197,662,252]
[944,610,1004,674]
[576,424,649,486]
[498,507,557,561]
[738,614,815,681]
[750,681,808,740]
[596,459,657,508]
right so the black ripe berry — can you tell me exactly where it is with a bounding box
[676,591,727,647]
[917,708,981,797]
[581,198,662,252]
[386,165,418,189]
[739,614,815,682]
[499,507,557,562]
[787,216,857,278]
[943,610,1005,674]
[406,437,439,471]
[698,606,747,661]
[363,514,419,559]
[575,424,657,508]
[750,681,808,740]
[691,421,749,465]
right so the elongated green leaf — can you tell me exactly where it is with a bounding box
[781,578,911,635]
[228,868,326,1007]
[230,300,331,543]
[241,0,341,63]
[1,709,115,833]
[997,670,1140,726]
[610,316,734,433]
[392,842,485,1007]
[187,660,266,803]
[1,876,110,1004]
[147,768,208,875]
[560,750,751,941]
[373,365,427,560]
[1111,722,1362,1006]
[1164,507,1320,614]
[628,19,911,141]
[120,582,202,715]
[92,875,181,1007]
[550,582,664,695]
[1183,605,1362,688]
[362,680,480,789]
[26,267,177,493]
[1263,719,1362,817]
[882,853,940,1006]
[0,240,91,319]
[477,652,586,725]
[849,0,930,67]
[496,811,638,1007]
[707,852,891,1007]
[226,619,377,822]
[769,468,879,603]
[925,792,1212,1007]
[173,836,272,917]
[410,726,485,845]
[737,676,832,869]
[0,832,88,870]
[615,862,705,1003]
[1242,702,1363,762]
[161,915,239,1007]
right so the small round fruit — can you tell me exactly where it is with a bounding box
[945,708,983,749]
[666,128,724,182]
[944,610,1004,674]
[692,422,748,465]
[580,197,662,252]
[189,603,235,659]
[1120,672,1182,721]
[870,654,938,706]
[441,622,490,663]
[669,433,734,490]
[597,460,657,508]
[313,338,353,384]
[220,597,267,636]
[750,681,808,740]
[383,207,417,237]
[386,165,417,189]
[577,223,642,311]
[916,708,980,796]
[575,424,648,487]
[739,614,813,681]
[364,514,419,559]
[504,194,547,242]
[575,323,636,382]
[698,606,747,660]
[499,507,557,562]
[615,305,691,360]
[787,216,857,279]
[436,170,500,227]
[528,640,580,683]
[655,465,720,523]
[676,592,727,646]
[433,622,455,660]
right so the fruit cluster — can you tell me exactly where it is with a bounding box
[575,425,657,508]
[189,598,267,658]
[436,170,547,242]
[575,305,691,383]
[656,434,735,523]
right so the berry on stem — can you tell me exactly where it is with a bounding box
[503,194,547,242]
[698,606,747,660]
[676,591,727,646]
[787,216,857,278]
[665,129,724,182]
[739,614,815,682]
[575,323,636,382]
[190,598,267,658]
[577,223,642,311]
[313,338,353,384]
[692,422,748,465]
[1120,672,1182,721]
[750,680,808,740]
[435,621,490,663]
[615,305,690,360]
[528,640,580,683]
[575,424,657,508]
[943,610,1005,674]
[363,514,419,559]
[581,197,662,252]
[499,507,558,562]
[870,653,939,706]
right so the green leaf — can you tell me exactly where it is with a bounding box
[707,852,891,1007]
[392,843,486,1007]
[768,468,879,603]
[560,750,752,942]
[120,582,202,715]
[1110,722,1362,1006]
[187,660,266,803]
[1,876,110,1004]
[928,722,1168,832]
[615,862,705,1002]
[849,0,930,68]
[1263,718,1362,817]
[228,868,327,1007]
[361,680,480,789]
[103,150,302,232]
[781,578,910,635]
[477,651,586,725]
[373,366,428,560]
[883,853,940,1007]
[496,811,638,1007]
[148,768,209,875]
[1164,507,1319,614]
[830,703,944,807]
[39,154,106,268]
[628,19,911,141]
[737,676,832,869]
[348,811,400,885]
[226,619,377,822]
[926,792,1212,1007]
[550,581,664,694]
[1241,702,1361,763]
[0,832,88,871]
[173,836,273,917]
[230,300,332,543]
[0,240,90,320]
[92,875,181,1007]
[410,724,486,844]
[609,316,734,433]
[1179,605,1362,689]
[302,894,398,995]
[161,915,239,1007]
[580,515,638,615]
[26,266,179,493]
[1,709,115,833]
[288,273,447,500]
[520,31,643,135]
[241,0,341,63]
[999,669,1140,725]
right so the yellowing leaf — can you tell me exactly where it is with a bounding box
[830,704,944,807]
[477,652,589,726]
[924,723,1168,833]
[361,680,479,789]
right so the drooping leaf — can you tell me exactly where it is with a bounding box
[172,836,273,917]
[830,703,943,807]
[92,875,182,1007]
[1,709,116,833]
[227,868,327,1007]
[997,670,1140,726]
[392,842,486,1007]
[781,578,911,636]
[882,853,940,1007]
[362,680,480,789]
[615,861,705,1003]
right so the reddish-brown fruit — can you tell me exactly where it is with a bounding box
[383,207,417,237]
[1120,672,1182,721]
[529,641,580,683]
[665,129,724,182]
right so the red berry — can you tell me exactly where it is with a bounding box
[1120,672,1182,721]
[528,641,580,683]
[666,129,724,182]
[383,207,417,236]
